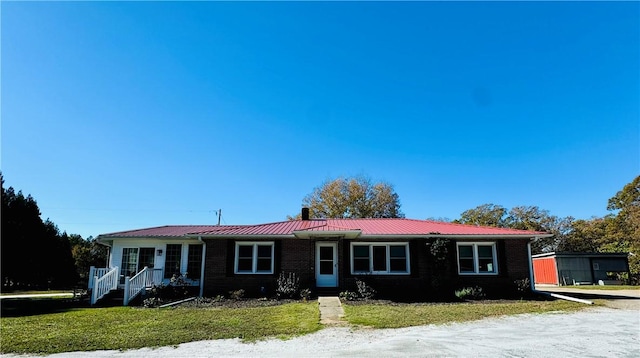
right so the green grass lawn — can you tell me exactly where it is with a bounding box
[342,300,589,329]
[0,302,321,355]
[565,285,640,290]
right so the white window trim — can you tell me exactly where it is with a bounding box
[234,242,275,275]
[350,242,410,275]
[456,242,499,275]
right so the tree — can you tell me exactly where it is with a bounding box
[70,235,108,284]
[604,176,640,276]
[453,203,572,253]
[454,204,508,227]
[558,218,604,252]
[505,206,573,253]
[1,172,78,289]
[298,176,404,219]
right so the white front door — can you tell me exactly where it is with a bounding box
[316,242,338,287]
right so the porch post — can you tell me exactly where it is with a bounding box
[88,266,96,289]
[91,276,99,305]
[142,266,148,288]
[123,277,130,306]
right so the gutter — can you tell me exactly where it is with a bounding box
[527,239,593,305]
[197,236,206,297]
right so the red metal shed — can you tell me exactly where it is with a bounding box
[532,252,630,286]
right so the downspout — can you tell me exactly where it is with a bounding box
[198,236,206,297]
[528,239,593,305]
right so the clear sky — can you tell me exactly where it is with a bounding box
[2,1,638,239]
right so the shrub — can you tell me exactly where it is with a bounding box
[429,238,450,262]
[299,288,312,301]
[276,272,300,299]
[339,291,358,301]
[168,274,191,298]
[514,278,531,294]
[355,278,376,300]
[141,274,193,307]
[229,289,245,300]
[455,286,485,300]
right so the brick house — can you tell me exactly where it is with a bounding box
[92,209,550,304]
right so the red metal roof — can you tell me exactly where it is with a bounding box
[99,225,243,238]
[197,219,547,236]
[99,219,548,238]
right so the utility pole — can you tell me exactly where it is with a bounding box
[217,209,222,225]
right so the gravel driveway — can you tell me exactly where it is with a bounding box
[5,306,638,358]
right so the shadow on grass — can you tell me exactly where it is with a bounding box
[1,298,89,317]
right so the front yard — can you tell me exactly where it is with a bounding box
[0,301,321,355]
[0,297,595,355]
[342,300,590,328]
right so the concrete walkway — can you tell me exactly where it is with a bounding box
[318,296,346,325]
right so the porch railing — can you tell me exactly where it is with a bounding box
[90,266,119,305]
[123,267,163,306]
[88,267,111,290]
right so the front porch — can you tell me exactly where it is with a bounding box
[88,266,202,306]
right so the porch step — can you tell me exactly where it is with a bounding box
[92,289,124,307]
[316,288,340,297]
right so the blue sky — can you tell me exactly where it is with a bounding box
[2,1,638,239]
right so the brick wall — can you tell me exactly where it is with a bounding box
[202,238,314,296]
[201,237,533,299]
[453,238,531,297]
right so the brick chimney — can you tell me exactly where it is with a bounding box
[301,207,310,220]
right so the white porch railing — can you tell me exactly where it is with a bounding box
[90,266,119,305]
[88,267,111,290]
[123,267,163,306]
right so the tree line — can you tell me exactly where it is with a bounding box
[452,176,639,275]
[1,173,106,290]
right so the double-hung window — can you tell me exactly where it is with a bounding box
[186,244,203,280]
[235,242,274,274]
[164,244,183,279]
[351,243,410,275]
[457,242,498,275]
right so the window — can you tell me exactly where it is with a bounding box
[121,248,139,278]
[187,244,203,280]
[234,242,274,274]
[456,243,498,275]
[164,244,182,279]
[350,243,410,275]
[121,247,155,279]
[139,248,155,269]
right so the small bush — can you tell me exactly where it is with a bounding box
[339,291,358,301]
[299,288,312,301]
[514,278,531,294]
[276,272,300,299]
[142,296,161,308]
[355,278,376,300]
[229,289,245,300]
[455,286,485,300]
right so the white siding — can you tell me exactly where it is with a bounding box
[108,238,202,281]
